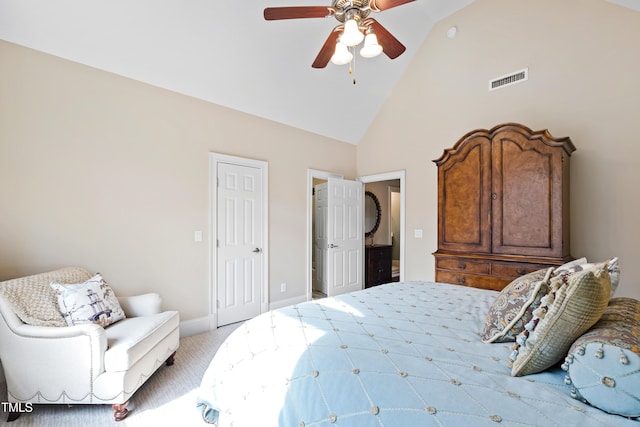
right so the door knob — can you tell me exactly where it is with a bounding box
[252,248,262,253]
[328,244,338,248]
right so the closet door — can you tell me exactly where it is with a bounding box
[436,135,492,254]
[491,129,565,257]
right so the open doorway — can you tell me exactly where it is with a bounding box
[311,176,328,299]
[360,172,405,285]
[306,170,343,301]
[313,178,364,299]
[390,185,401,281]
[306,169,405,301]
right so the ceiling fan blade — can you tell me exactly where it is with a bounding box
[312,30,341,69]
[370,0,416,12]
[264,6,333,21]
[369,19,406,59]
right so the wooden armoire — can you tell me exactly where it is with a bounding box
[433,123,576,291]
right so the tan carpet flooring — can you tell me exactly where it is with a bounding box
[0,322,242,426]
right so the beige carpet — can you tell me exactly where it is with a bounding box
[0,323,242,426]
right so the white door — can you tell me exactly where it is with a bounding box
[324,178,364,297]
[216,162,264,326]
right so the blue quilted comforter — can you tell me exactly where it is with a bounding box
[196,281,636,426]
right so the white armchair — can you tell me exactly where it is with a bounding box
[0,267,180,422]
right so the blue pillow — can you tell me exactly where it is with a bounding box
[562,297,640,417]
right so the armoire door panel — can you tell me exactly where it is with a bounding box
[438,137,492,253]
[491,132,563,257]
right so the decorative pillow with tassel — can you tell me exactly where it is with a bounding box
[481,267,554,343]
[562,297,640,417]
[509,261,612,376]
[481,258,589,344]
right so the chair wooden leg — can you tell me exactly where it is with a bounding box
[165,351,176,366]
[112,400,129,422]
[111,352,175,421]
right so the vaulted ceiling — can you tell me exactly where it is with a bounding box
[0,1,636,144]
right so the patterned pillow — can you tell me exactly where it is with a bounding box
[510,262,611,376]
[50,273,126,327]
[481,268,553,343]
[562,297,640,417]
[481,258,588,343]
[0,267,92,327]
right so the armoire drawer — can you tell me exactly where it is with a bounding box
[435,270,510,292]
[436,258,490,274]
[491,263,549,278]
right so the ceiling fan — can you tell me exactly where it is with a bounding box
[264,0,416,69]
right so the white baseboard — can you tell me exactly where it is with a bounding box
[179,315,214,337]
[180,296,308,337]
[269,295,308,310]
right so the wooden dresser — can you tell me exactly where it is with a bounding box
[433,123,576,291]
[365,245,392,288]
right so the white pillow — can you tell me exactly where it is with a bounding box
[50,273,125,327]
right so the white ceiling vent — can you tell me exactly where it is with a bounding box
[489,68,528,91]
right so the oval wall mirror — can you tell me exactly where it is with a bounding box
[364,191,381,238]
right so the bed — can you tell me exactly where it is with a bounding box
[196,279,638,426]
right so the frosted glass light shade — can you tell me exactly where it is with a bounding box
[331,42,353,65]
[360,33,383,58]
[340,19,364,47]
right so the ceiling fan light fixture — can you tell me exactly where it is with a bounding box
[263,1,411,69]
[340,18,364,47]
[360,32,383,58]
[331,42,353,65]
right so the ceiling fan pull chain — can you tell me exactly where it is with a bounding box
[349,46,357,84]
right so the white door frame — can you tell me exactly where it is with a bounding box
[306,169,343,301]
[209,153,269,329]
[358,170,406,282]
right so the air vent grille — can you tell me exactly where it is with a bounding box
[489,68,528,91]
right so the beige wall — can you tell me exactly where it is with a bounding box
[358,0,640,299]
[0,41,356,321]
[2,0,639,326]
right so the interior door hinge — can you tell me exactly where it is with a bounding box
[216,300,220,308]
